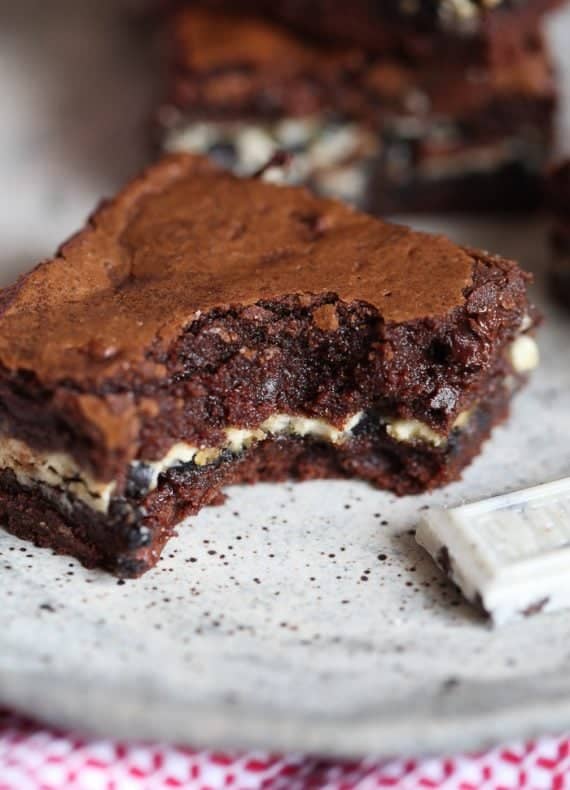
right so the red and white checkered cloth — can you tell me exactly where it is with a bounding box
[0,711,569,789]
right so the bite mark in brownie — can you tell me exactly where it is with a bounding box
[0,378,515,577]
[0,154,538,575]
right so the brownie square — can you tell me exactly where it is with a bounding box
[0,154,538,575]
[157,7,556,213]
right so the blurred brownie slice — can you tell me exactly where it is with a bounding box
[0,154,538,576]
[157,7,556,213]
[369,28,556,213]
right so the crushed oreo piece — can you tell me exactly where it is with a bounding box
[126,463,155,499]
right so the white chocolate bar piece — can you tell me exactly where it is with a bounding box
[416,479,570,626]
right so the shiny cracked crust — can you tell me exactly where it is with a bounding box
[0,154,526,381]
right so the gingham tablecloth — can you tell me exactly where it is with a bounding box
[0,712,569,790]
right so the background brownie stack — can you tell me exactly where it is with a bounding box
[157,0,563,213]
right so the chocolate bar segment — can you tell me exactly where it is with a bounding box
[0,154,538,575]
[416,478,570,626]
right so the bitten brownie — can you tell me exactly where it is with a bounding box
[547,161,570,308]
[0,154,538,576]
[158,7,556,213]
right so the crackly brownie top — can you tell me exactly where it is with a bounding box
[0,153,514,387]
[167,7,553,121]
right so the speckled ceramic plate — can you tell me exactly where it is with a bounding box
[1,0,570,758]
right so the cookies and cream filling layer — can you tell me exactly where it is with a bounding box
[164,118,379,204]
[417,138,544,182]
[132,412,365,498]
[0,335,539,514]
[384,130,546,185]
[0,405,496,514]
[387,408,473,448]
[0,437,118,514]
[0,413,365,515]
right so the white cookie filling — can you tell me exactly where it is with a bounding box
[0,413,363,515]
[0,437,117,514]
[508,335,540,374]
[386,409,473,448]
[383,117,546,186]
[134,412,365,493]
[417,140,533,181]
[163,119,379,204]
[387,419,448,447]
[0,407,465,514]
[407,137,543,183]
